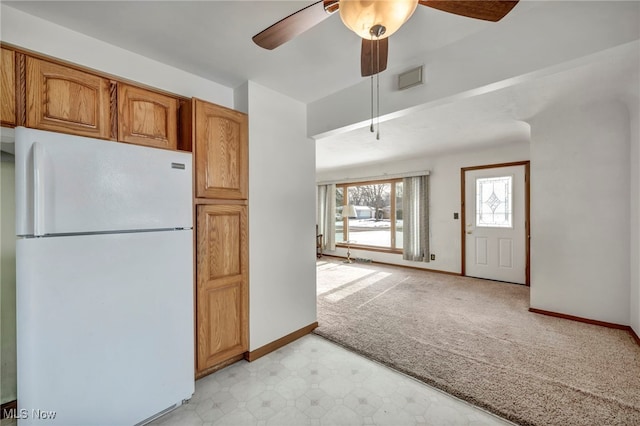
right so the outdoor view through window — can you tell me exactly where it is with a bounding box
[336,180,403,251]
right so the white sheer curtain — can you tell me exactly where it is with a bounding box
[402,175,430,262]
[317,184,336,251]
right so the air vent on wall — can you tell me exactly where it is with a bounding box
[398,66,423,90]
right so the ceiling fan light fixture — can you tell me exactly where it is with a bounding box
[339,0,419,39]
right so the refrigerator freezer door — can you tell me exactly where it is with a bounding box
[17,230,194,426]
[15,127,192,236]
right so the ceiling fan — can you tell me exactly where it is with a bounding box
[253,1,519,77]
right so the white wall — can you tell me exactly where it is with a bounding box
[245,82,317,351]
[317,140,530,273]
[1,155,16,404]
[629,90,640,335]
[529,100,631,325]
[233,82,249,115]
[0,5,233,108]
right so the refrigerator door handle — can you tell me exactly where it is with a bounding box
[33,142,46,236]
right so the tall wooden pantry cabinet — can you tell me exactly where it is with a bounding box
[186,98,249,378]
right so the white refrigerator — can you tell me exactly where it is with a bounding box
[14,127,195,425]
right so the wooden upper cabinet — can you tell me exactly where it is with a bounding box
[26,57,110,139]
[117,83,178,150]
[1,48,16,127]
[194,99,248,200]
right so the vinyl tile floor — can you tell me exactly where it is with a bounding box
[149,334,513,426]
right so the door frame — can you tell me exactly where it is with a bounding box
[460,161,531,286]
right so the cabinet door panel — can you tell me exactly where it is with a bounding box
[206,212,241,279]
[196,204,248,373]
[1,48,16,126]
[204,284,243,355]
[117,83,178,150]
[26,57,110,139]
[195,99,248,199]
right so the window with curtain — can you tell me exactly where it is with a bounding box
[318,174,429,258]
[333,179,403,253]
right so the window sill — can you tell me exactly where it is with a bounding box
[336,243,402,255]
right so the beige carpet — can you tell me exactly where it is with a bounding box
[314,258,640,426]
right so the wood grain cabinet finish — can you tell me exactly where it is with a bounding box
[117,83,178,150]
[194,99,248,200]
[1,48,16,126]
[196,204,248,374]
[26,57,110,139]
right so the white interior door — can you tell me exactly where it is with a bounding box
[464,165,526,284]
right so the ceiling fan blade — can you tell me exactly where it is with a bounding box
[253,0,339,50]
[418,0,519,22]
[361,38,389,77]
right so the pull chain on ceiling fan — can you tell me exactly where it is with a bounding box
[369,25,384,140]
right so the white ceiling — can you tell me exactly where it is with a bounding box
[3,1,639,173]
[316,45,639,172]
[3,0,510,103]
